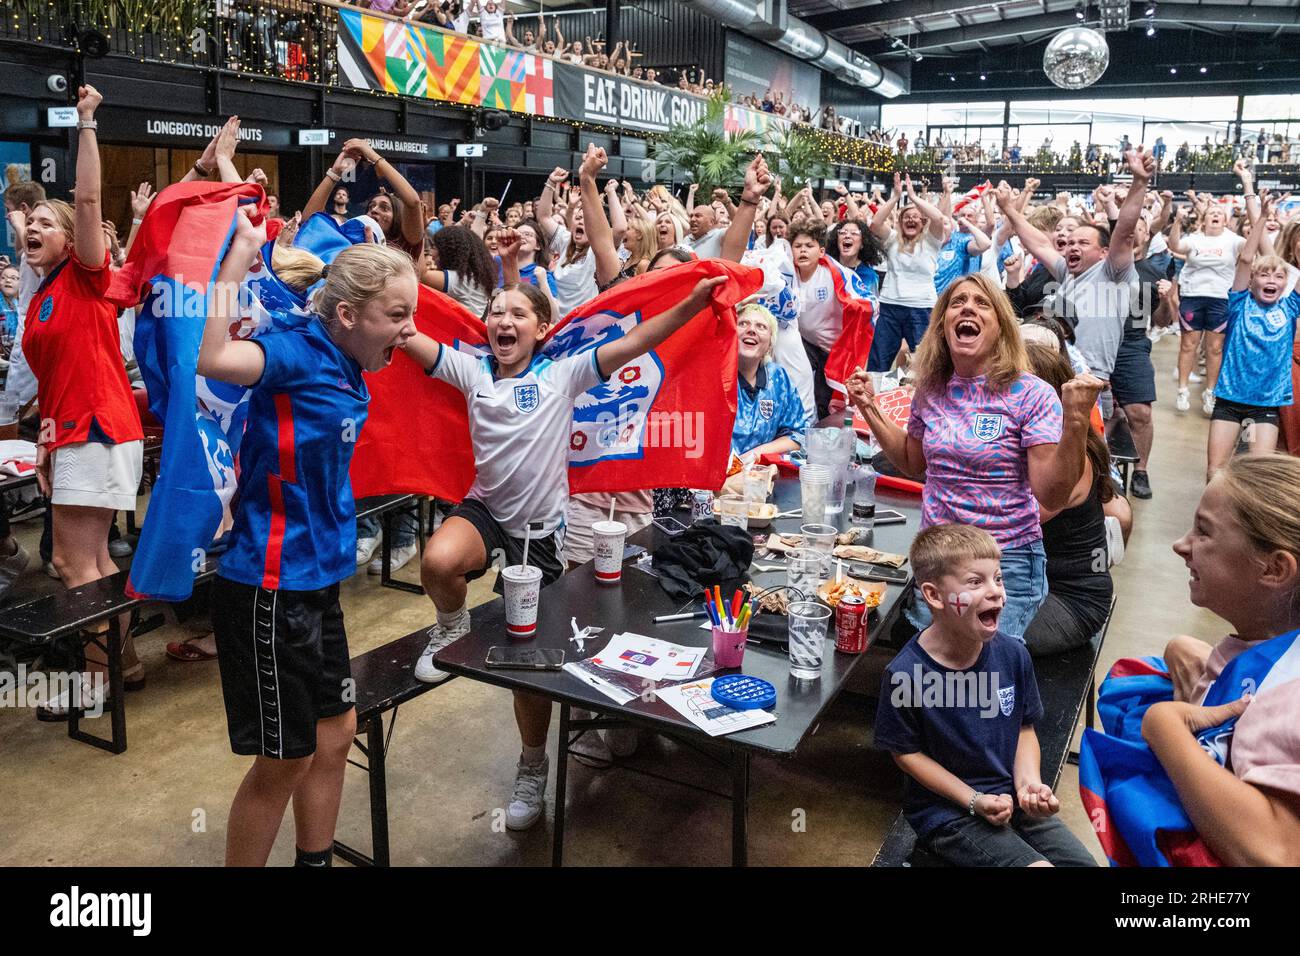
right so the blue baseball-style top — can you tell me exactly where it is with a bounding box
[732,362,810,455]
[1216,288,1300,408]
[934,233,975,294]
[219,318,369,591]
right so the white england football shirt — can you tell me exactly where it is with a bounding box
[430,346,603,536]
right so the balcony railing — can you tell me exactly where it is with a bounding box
[4,0,895,167]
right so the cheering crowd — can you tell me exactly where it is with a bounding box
[5,83,1300,868]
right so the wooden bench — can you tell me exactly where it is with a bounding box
[0,494,426,754]
[0,570,164,753]
[332,626,457,867]
[871,601,1114,867]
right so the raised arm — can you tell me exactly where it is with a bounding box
[213,117,245,184]
[720,155,772,262]
[346,139,425,248]
[685,182,699,215]
[577,144,621,286]
[846,369,925,478]
[1232,195,1272,292]
[1026,375,1104,512]
[537,166,567,224]
[71,85,106,267]
[604,179,628,243]
[1235,159,1261,227]
[197,206,269,387]
[994,180,1062,275]
[938,178,954,218]
[904,176,947,240]
[123,182,155,256]
[304,148,357,219]
[869,173,902,241]
[181,125,225,183]
[595,275,727,378]
[1109,148,1152,272]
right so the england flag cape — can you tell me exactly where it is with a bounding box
[1078,628,1300,866]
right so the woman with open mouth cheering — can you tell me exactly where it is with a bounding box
[23,86,146,719]
[847,273,1104,641]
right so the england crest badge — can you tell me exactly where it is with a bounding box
[997,684,1016,716]
[514,384,540,413]
[973,413,1004,442]
[758,399,774,420]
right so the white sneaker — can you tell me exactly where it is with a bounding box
[36,675,107,721]
[505,756,549,831]
[413,616,470,684]
[355,534,381,567]
[1175,387,1190,412]
[108,537,134,558]
[369,540,418,575]
[1202,389,1215,416]
[569,709,613,762]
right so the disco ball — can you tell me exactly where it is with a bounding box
[1042,27,1110,90]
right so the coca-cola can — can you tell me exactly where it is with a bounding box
[835,594,868,654]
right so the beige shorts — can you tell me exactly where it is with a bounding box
[50,440,144,512]
[563,495,653,566]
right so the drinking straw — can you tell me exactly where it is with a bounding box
[521,523,533,568]
[609,499,616,522]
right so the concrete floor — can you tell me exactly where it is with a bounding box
[0,335,1230,866]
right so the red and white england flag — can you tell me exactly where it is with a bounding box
[819,254,877,397]
[525,55,554,116]
[350,258,763,499]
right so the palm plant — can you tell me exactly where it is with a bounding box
[762,124,831,194]
[654,92,761,191]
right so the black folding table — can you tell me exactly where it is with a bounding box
[435,479,922,866]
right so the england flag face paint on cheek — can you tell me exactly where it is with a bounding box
[947,591,973,615]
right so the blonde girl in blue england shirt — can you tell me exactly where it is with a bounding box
[1207,194,1300,480]
[397,148,730,830]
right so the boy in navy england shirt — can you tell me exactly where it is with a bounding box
[875,524,1096,866]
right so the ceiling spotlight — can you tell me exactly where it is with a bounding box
[950,74,956,81]
[1146,24,1155,36]
[1144,3,1156,15]
[980,74,987,81]
[1169,67,1177,74]
[1075,2,1086,22]
[915,53,923,61]
[1199,66,1207,73]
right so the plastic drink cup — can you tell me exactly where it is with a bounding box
[712,626,748,669]
[592,519,627,585]
[799,464,831,526]
[742,465,769,502]
[718,493,750,529]
[788,601,832,679]
[501,564,543,637]
[787,548,830,603]
[0,396,19,441]
[800,523,837,555]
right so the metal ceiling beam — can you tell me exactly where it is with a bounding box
[853,5,1300,52]
[809,1,1300,39]
[803,0,1026,33]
